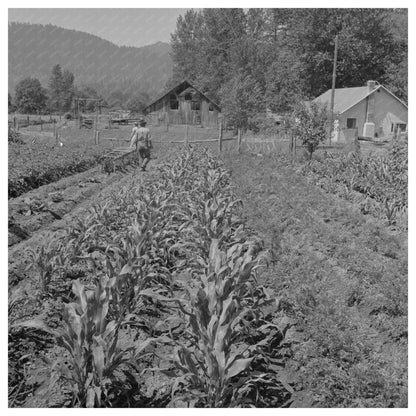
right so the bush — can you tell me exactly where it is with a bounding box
[8,126,24,144]
[292,102,329,159]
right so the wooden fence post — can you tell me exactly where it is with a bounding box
[166,112,169,132]
[13,116,16,129]
[185,124,189,147]
[95,131,100,145]
[237,128,242,153]
[53,119,57,143]
[218,121,223,152]
[16,118,19,130]
[40,117,43,131]
[92,115,96,141]
[27,115,30,127]
[55,121,60,145]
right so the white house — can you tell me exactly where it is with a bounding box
[313,80,408,142]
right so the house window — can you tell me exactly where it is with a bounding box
[184,93,192,101]
[347,118,357,129]
[209,104,214,112]
[170,94,179,110]
[398,123,407,132]
[191,101,200,111]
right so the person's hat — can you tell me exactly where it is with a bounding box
[134,122,139,126]
[139,119,147,126]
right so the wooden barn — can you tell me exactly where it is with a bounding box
[313,80,408,142]
[144,80,221,127]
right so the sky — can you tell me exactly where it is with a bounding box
[8,8,189,48]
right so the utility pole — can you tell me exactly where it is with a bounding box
[328,34,339,146]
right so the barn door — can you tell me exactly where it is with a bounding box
[183,100,191,124]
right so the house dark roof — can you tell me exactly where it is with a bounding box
[313,83,407,114]
[144,80,221,112]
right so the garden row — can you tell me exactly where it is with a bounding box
[297,140,408,227]
[10,147,292,408]
[221,151,408,407]
[9,138,110,199]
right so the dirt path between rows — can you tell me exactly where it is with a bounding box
[221,153,407,407]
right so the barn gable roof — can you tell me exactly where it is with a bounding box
[313,83,407,115]
[144,80,221,113]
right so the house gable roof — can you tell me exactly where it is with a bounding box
[313,83,407,115]
[144,80,221,113]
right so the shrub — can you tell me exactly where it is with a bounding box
[292,101,329,159]
[8,126,24,144]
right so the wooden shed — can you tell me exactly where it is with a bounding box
[144,80,221,127]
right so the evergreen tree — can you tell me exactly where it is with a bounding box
[49,64,64,113]
[62,69,75,112]
[49,64,75,113]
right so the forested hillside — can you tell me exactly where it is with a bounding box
[8,22,172,99]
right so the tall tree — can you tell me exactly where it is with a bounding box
[219,71,264,131]
[170,9,205,86]
[49,64,75,113]
[62,69,75,112]
[282,9,402,98]
[48,64,64,113]
[169,8,407,130]
[15,77,48,114]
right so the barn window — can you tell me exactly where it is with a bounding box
[170,94,179,110]
[347,118,356,129]
[184,92,192,101]
[191,101,200,111]
[209,103,214,112]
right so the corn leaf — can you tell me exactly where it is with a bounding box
[226,357,253,379]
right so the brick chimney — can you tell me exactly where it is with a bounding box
[363,80,377,139]
[367,80,377,92]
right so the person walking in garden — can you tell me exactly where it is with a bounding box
[130,119,152,171]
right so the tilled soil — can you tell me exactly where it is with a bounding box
[221,152,407,407]
[8,157,171,408]
[8,148,407,408]
[8,158,160,288]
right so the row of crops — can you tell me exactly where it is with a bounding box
[10,147,292,407]
[298,140,408,227]
[9,139,108,199]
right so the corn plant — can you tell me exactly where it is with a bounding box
[384,197,399,225]
[299,142,407,228]
[51,277,132,407]
[15,274,162,407]
[26,235,69,297]
[164,239,271,407]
